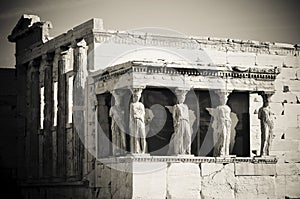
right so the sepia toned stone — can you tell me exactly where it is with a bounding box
[276,163,299,176]
[6,13,300,199]
[286,175,300,198]
[235,163,276,176]
[201,163,235,199]
[167,163,201,199]
[235,176,276,198]
[132,162,167,199]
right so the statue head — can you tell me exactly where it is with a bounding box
[261,92,272,107]
[215,90,229,106]
[263,98,270,107]
[175,89,188,104]
[111,90,122,106]
[132,88,142,103]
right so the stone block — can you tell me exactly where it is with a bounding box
[97,187,111,199]
[284,151,300,163]
[295,163,300,174]
[256,54,284,67]
[132,162,167,199]
[201,162,224,176]
[110,163,132,199]
[285,103,300,116]
[96,163,111,188]
[269,151,286,163]
[204,49,227,65]
[285,80,300,92]
[280,68,297,80]
[276,163,299,176]
[201,163,235,199]
[285,127,300,140]
[270,102,284,116]
[273,115,290,132]
[274,79,284,92]
[271,139,299,151]
[272,92,297,103]
[275,176,286,199]
[235,176,276,199]
[256,176,276,198]
[250,113,261,126]
[250,127,261,152]
[167,163,201,199]
[297,68,300,78]
[284,56,300,68]
[235,163,276,176]
[285,175,300,198]
[284,104,300,127]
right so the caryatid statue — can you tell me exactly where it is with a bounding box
[258,92,274,156]
[169,89,191,155]
[207,90,232,156]
[109,90,127,155]
[129,88,147,154]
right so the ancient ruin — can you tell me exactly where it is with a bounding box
[7,14,300,198]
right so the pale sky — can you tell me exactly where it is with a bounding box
[1,0,299,68]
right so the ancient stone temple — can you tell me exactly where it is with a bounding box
[8,14,300,198]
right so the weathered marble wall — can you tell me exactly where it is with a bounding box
[92,158,300,199]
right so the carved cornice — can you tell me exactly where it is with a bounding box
[99,155,278,164]
[93,61,280,83]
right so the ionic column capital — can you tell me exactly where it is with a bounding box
[72,39,87,49]
[55,46,70,60]
[28,58,41,72]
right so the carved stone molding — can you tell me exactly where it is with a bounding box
[98,155,278,164]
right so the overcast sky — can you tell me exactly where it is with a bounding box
[1,0,300,68]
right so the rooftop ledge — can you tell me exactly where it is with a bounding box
[99,155,278,164]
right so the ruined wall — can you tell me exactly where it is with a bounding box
[93,158,299,199]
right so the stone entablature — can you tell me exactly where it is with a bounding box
[93,60,280,94]
[94,32,299,55]
[9,16,299,66]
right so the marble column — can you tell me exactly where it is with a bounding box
[129,88,147,154]
[57,48,69,178]
[110,90,127,155]
[258,91,274,156]
[72,40,87,178]
[41,53,54,178]
[27,58,41,179]
[207,90,232,157]
[168,88,191,155]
